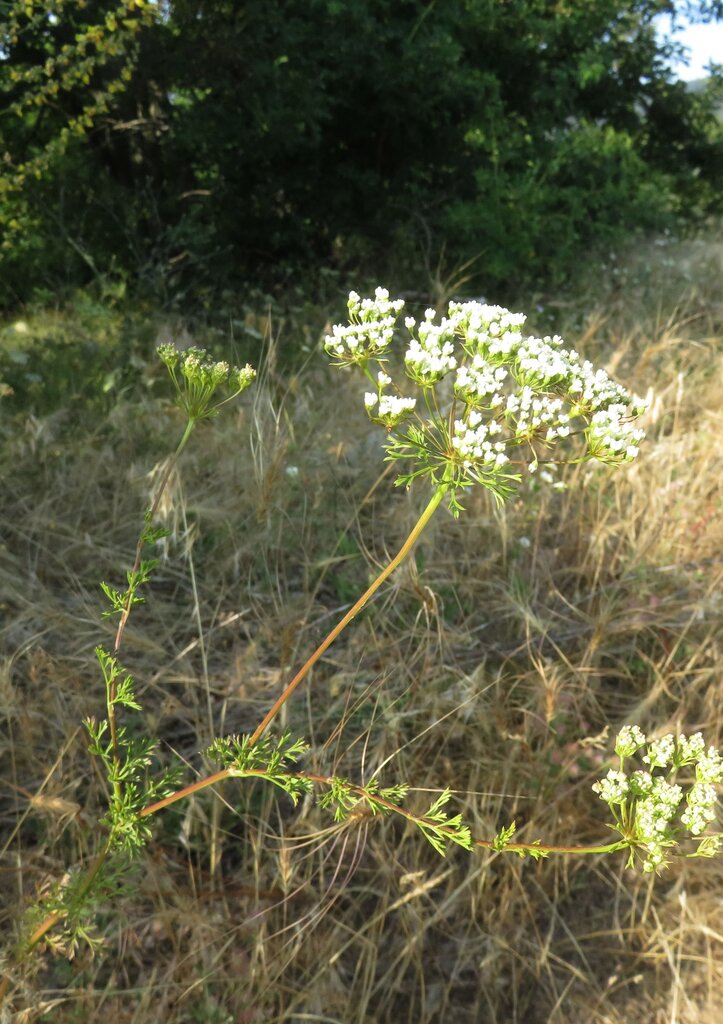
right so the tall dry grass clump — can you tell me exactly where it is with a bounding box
[0,234,722,1022]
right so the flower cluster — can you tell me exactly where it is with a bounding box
[325,289,647,512]
[324,288,405,368]
[451,413,508,469]
[364,369,417,428]
[594,727,722,872]
[405,310,458,385]
[158,344,256,421]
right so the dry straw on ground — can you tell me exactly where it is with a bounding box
[1,235,722,1022]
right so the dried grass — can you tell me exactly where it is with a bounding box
[1,235,722,1022]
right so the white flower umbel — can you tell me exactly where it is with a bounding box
[325,288,647,514]
[375,394,417,429]
[587,404,646,463]
[697,746,723,783]
[455,356,507,408]
[451,413,508,469]
[325,287,405,368]
[405,309,458,385]
[676,733,706,765]
[615,725,646,759]
[681,783,718,835]
[592,769,629,804]
[594,728,723,872]
[643,734,676,770]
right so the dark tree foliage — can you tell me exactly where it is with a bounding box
[0,0,721,307]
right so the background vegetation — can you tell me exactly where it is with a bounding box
[1,0,722,310]
[1,1,722,1021]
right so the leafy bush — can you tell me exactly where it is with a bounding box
[1,1,721,307]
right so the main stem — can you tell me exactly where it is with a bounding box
[248,482,448,745]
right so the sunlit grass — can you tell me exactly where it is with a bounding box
[1,233,721,1022]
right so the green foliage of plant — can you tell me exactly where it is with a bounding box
[206,732,314,806]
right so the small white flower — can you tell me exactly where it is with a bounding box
[373,394,417,427]
[635,777,683,845]
[676,733,706,763]
[643,734,676,770]
[615,725,646,759]
[592,769,628,804]
[327,289,405,366]
[405,315,457,385]
[629,770,653,797]
[681,787,717,835]
[697,747,723,784]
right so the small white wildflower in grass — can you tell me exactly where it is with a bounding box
[697,746,723,783]
[681,784,718,835]
[636,777,683,838]
[587,404,646,462]
[325,288,405,368]
[455,357,507,408]
[629,770,654,797]
[675,733,706,765]
[375,394,417,428]
[405,311,457,385]
[595,727,723,873]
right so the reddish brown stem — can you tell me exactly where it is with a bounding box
[248,483,447,745]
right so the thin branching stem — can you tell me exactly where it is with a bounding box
[138,765,628,857]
